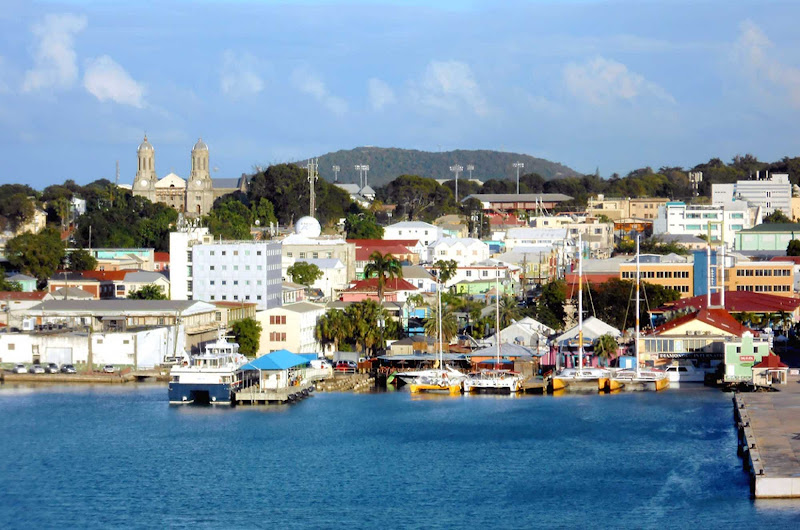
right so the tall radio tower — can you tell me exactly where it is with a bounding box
[306,158,319,216]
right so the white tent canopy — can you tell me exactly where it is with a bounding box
[556,316,621,345]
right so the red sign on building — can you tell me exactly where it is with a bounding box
[740,355,755,362]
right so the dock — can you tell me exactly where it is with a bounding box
[233,382,314,405]
[520,376,547,394]
[734,374,800,498]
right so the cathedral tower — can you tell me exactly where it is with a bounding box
[186,138,213,216]
[133,135,157,203]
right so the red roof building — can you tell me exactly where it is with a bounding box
[340,277,418,303]
[654,291,800,321]
[753,353,788,369]
[154,252,170,272]
[654,307,757,338]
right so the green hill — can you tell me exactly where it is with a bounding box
[291,147,581,188]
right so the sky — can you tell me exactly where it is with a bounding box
[3,0,800,189]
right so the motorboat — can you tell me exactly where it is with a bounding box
[462,369,522,394]
[168,331,248,405]
[409,373,463,395]
[664,363,706,384]
[398,366,465,386]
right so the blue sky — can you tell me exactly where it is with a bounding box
[2,0,800,188]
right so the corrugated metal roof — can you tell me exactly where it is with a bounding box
[239,350,310,371]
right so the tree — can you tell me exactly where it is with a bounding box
[763,209,791,224]
[4,227,65,286]
[344,300,387,355]
[788,239,800,257]
[127,284,168,300]
[344,212,384,239]
[424,304,458,345]
[205,196,253,240]
[287,261,323,287]
[363,251,403,303]
[232,318,262,356]
[433,259,458,286]
[593,334,619,367]
[250,197,278,228]
[499,295,521,328]
[0,270,22,291]
[315,309,351,351]
[67,248,97,271]
[535,279,567,330]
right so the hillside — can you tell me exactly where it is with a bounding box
[292,147,581,188]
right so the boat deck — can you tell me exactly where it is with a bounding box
[234,382,314,405]
[735,374,800,498]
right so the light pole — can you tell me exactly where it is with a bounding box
[332,165,340,183]
[449,164,463,202]
[513,162,524,194]
[354,164,370,189]
[466,164,474,180]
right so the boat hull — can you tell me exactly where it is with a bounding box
[168,382,232,404]
[409,383,461,395]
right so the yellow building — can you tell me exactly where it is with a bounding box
[727,261,794,296]
[619,254,694,297]
[587,195,669,221]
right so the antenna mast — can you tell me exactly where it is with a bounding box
[306,158,319,216]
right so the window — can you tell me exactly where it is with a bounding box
[210,295,215,300]
[215,312,222,322]
[245,251,250,256]
[245,266,250,271]
[257,251,262,256]
[246,295,250,300]
[8,343,14,350]
[257,295,262,300]
[482,270,488,277]
[210,280,215,285]
[234,295,239,300]
[234,280,238,285]
[222,251,226,256]
[222,280,227,285]
[210,265,215,271]
[257,280,263,285]
[233,251,238,256]
[466,270,472,277]
[222,265,227,271]
[222,295,227,300]
[233,265,238,271]
[210,250,215,256]
[299,252,306,259]
[257,266,263,271]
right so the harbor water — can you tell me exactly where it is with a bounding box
[2,385,800,529]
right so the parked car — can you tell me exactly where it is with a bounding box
[44,363,59,374]
[334,360,357,373]
[60,364,77,374]
[12,364,27,374]
[29,364,46,374]
[103,365,115,373]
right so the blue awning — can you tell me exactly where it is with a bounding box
[239,350,310,371]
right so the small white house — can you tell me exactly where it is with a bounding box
[303,258,348,300]
[428,238,490,267]
[384,221,443,261]
[256,302,326,354]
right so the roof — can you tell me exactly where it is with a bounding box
[335,183,360,194]
[557,316,621,343]
[753,353,788,369]
[429,237,486,248]
[658,233,707,244]
[465,343,538,358]
[653,308,754,337]
[348,239,422,248]
[6,273,36,282]
[401,265,435,280]
[770,256,800,264]
[738,223,800,233]
[154,252,170,262]
[78,270,130,281]
[346,278,418,292]
[123,271,168,282]
[279,302,326,314]
[239,350,310,371]
[0,291,48,301]
[465,193,573,202]
[26,300,216,315]
[303,258,345,269]
[50,287,93,299]
[212,178,244,189]
[655,291,800,315]
[155,173,185,188]
[385,221,438,229]
[355,244,412,261]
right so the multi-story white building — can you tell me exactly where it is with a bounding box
[169,218,212,301]
[428,237,490,267]
[302,258,348,300]
[529,216,614,258]
[503,227,568,252]
[255,301,326,354]
[653,201,762,248]
[281,217,356,283]
[191,240,282,310]
[712,172,791,217]
[383,221,443,261]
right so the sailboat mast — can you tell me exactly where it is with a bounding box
[438,278,443,369]
[635,234,641,377]
[578,233,583,373]
[495,268,501,366]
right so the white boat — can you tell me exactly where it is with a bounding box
[397,366,465,386]
[664,363,706,384]
[462,269,523,394]
[168,331,248,404]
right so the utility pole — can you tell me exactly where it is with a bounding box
[332,165,340,183]
[306,158,318,217]
[467,164,474,180]
[449,164,463,202]
[513,162,524,194]
[354,164,369,188]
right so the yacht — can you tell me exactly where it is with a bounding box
[664,363,706,384]
[168,331,248,405]
[398,366,465,386]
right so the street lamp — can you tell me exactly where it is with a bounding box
[513,162,524,194]
[354,164,370,189]
[332,165,340,183]
[449,164,463,202]
[466,164,474,180]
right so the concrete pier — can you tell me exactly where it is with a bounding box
[234,382,314,405]
[734,375,800,498]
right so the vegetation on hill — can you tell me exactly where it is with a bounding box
[298,147,581,188]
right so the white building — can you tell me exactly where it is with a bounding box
[281,217,356,283]
[169,218,212,301]
[192,240,282,310]
[503,227,568,252]
[302,258,348,300]
[712,172,791,217]
[384,221,444,261]
[255,301,326,354]
[401,265,438,293]
[653,201,762,247]
[428,237,490,267]
[529,216,614,258]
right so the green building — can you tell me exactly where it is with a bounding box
[735,223,800,251]
[722,332,771,383]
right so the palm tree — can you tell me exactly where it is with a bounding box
[593,334,619,367]
[434,259,458,290]
[424,304,458,345]
[498,295,521,329]
[344,300,387,355]
[315,309,350,352]
[363,251,403,303]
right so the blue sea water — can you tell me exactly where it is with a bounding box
[1,384,799,529]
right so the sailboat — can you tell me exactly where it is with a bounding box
[603,235,669,392]
[462,268,523,394]
[409,277,463,395]
[550,234,609,392]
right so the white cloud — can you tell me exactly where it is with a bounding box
[367,78,396,111]
[736,20,800,108]
[563,56,675,105]
[411,60,488,116]
[220,50,264,98]
[83,55,145,107]
[22,13,87,92]
[291,68,347,115]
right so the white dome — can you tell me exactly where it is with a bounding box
[295,216,321,237]
[193,138,208,152]
[138,135,153,152]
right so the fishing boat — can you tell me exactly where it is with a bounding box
[605,236,669,392]
[168,330,248,404]
[462,269,524,394]
[409,278,464,395]
[550,234,609,392]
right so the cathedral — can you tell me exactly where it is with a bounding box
[131,136,248,216]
